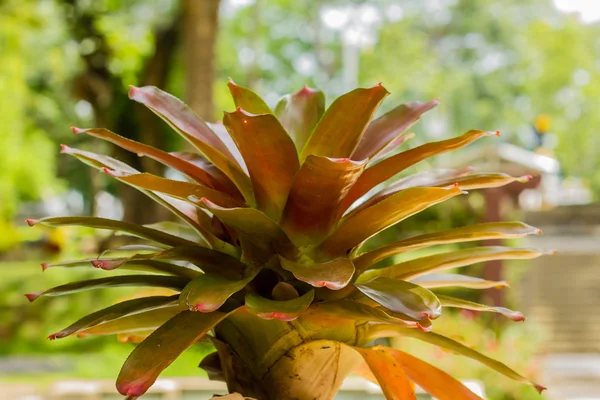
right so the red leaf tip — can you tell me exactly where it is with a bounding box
[416,323,432,332]
[25,219,39,227]
[60,144,70,153]
[48,333,59,340]
[536,228,543,235]
[495,130,501,136]
[433,97,440,104]
[41,262,50,271]
[25,293,40,302]
[128,85,140,99]
[534,383,547,393]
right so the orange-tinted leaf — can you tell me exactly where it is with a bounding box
[340,130,496,212]
[25,275,188,302]
[77,306,183,337]
[374,346,483,400]
[27,216,194,248]
[318,185,463,257]
[245,290,314,321]
[279,256,355,290]
[49,295,178,340]
[223,109,299,219]
[107,171,243,208]
[353,347,417,400]
[431,173,531,190]
[180,273,253,312]
[353,222,541,271]
[352,99,438,160]
[198,199,298,265]
[280,156,366,246]
[274,86,325,152]
[60,144,138,173]
[437,294,525,321]
[227,79,272,114]
[355,277,441,320]
[73,127,235,194]
[93,259,200,280]
[369,132,415,163]
[411,274,509,290]
[300,85,389,162]
[117,310,228,397]
[206,122,247,172]
[361,246,551,281]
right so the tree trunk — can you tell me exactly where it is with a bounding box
[182,0,221,121]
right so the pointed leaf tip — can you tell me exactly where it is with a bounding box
[128,85,140,99]
[25,219,39,227]
[417,322,433,332]
[91,259,126,270]
[496,130,501,136]
[534,383,547,393]
[60,144,70,153]
[25,293,40,302]
[71,126,84,134]
[41,262,49,271]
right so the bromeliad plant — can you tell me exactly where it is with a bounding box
[26,81,550,399]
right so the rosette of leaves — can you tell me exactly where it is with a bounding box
[26,81,550,399]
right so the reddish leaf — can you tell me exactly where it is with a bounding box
[300,84,389,162]
[411,274,509,290]
[274,86,326,152]
[437,294,525,321]
[77,306,183,337]
[180,273,254,312]
[223,108,299,220]
[279,156,366,246]
[318,185,463,257]
[352,99,438,160]
[340,130,497,212]
[117,310,228,397]
[227,79,272,114]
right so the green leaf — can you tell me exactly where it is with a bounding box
[279,256,355,290]
[198,199,298,265]
[372,346,484,400]
[318,185,463,257]
[27,216,195,248]
[106,171,243,208]
[299,300,419,327]
[77,306,184,337]
[279,156,366,246]
[300,85,389,162]
[227,79,272,114]
[340,130,496,212]
[223,109,299,219]
[49,295,179,339]
[60,144,138,173]
[355,277,441,320]
[245,290,314,321]
[360,246,552,281]
[352,99,438,160]
[437,294,525,321]
[381,326,546,393]
[353,347,417,400]
[117,310,229,398]
[274,86,326,152]
[180,273,254,312]
[25,275,189,302]
[353,221,541,272]
[411,274,509,290]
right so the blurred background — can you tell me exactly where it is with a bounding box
[1,0,599,399]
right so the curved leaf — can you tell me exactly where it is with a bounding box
[73,127,236,195]
[245,290,314,321]
[77,306,183,336]
[386,327,546,393]
[353,347,417,400]
[437,294,524,321]
[352,99,438,160]
[106,171,243,208]
[279,256,355,290]
[431,173,531,190]
[25,275,188,302]
[353,221,541,272]
[318,185,463,257]
[93,259,201,280]
[180,273,254,312]
[27,216,196,248]
[49,295,179,339]
[369,132,415,163]
[374,346,484,400]
[274,86,325,152]
[355,277,441,320]
[117,310,229,398]
[198,199,298,265]
[300,85,389,162]
[411,274,509,290]
[279,156,367,246]
[361,246,552,281]
[60,144,138,173]
[340,130,496,212]
[227,80,272,114]
[223,109,299,219]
